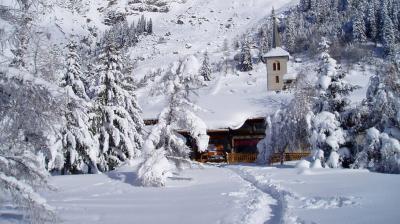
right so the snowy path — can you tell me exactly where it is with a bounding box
[228,163,400,224]
[43,165,276,224]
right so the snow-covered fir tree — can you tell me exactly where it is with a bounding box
[91,42,144,171]
[380,4,396,57]
[353,62,400,173]
[285,13,296,53]
[258,74,314,164]
[137,15,147,34]
[314,39,357,113]
[309,38,357,167]
[0,69,62,223]
[365,1,378,41]
[147,18,153,34]
[239,38,253,72]
[60,42,100,174]
[8,0,51,69]
[199,51,211,81]
[353,9,367,43]
[137,56,209,187]
[258,28,270,55]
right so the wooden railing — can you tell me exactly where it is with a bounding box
[226,152,310,164]
[226,153,258,164]
[198,152,311,164]
[269,152,310,164]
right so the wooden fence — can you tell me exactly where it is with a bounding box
[226,152,310,164]
[226,153,258,164]
[269,152,310,164]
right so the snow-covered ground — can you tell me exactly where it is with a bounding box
[30,163,400,224]
[42,164,275,224]
[228,163,400,224]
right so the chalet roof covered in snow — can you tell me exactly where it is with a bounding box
[139,62,293,131]
[263,47,290,58]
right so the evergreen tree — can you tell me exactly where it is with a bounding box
[128,21,138,46]
[377,0,389,41]
[0,70,62,223]
[299,0,310,11]
[239,38,253,72]
[199,52,211,81]
[147,18,153,34]
[365,2,378,41]
[60,42,100,174]
[314,38,357,113]
[91,43,144,171]
[353,62,400,173]
[381,5,396,57]
[137,57,209,187]
[9,27,29,68]
[353,9,367,43]
[137,15,146,33]
[310,38,358,167]
[285,13,296,53]
[258,28,270,55]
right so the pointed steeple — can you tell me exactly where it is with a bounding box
[272,8,281,48]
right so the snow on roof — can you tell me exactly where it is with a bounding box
[263,47,290,58]
[140,63,293,130]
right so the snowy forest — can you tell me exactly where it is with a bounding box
[0,0,399,223]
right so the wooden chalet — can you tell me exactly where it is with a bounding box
[144,117,309,164]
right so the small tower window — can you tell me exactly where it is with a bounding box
[275,76,280,83]
[273,61,281,71]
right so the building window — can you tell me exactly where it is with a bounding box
[275,76,280,83]
[273,61,281,71]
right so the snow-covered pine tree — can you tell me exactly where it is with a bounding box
[137,15,146,34]
[127,21,138,46]
[352,62,400,174]
[60,42,100,174]
[310,38,358,167]
[0,69,62,223]
[199,51,211,81]
[147,18,153,34]
[257,112,287,164]
[239,38,253,72]
[285,13,296,53]
[377,0,389,40]
[137,56,209,187]
[299,0,310,11]
[365,2,378,41]
[91,42,144,171]
[257,73,314,165]
[353,9,367,43]
[314,38,357,113]
[9,25,29,68]
[392,2,400,38]
[258,27,270,55]
[8,0,50,68]
[380,4,396,57]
